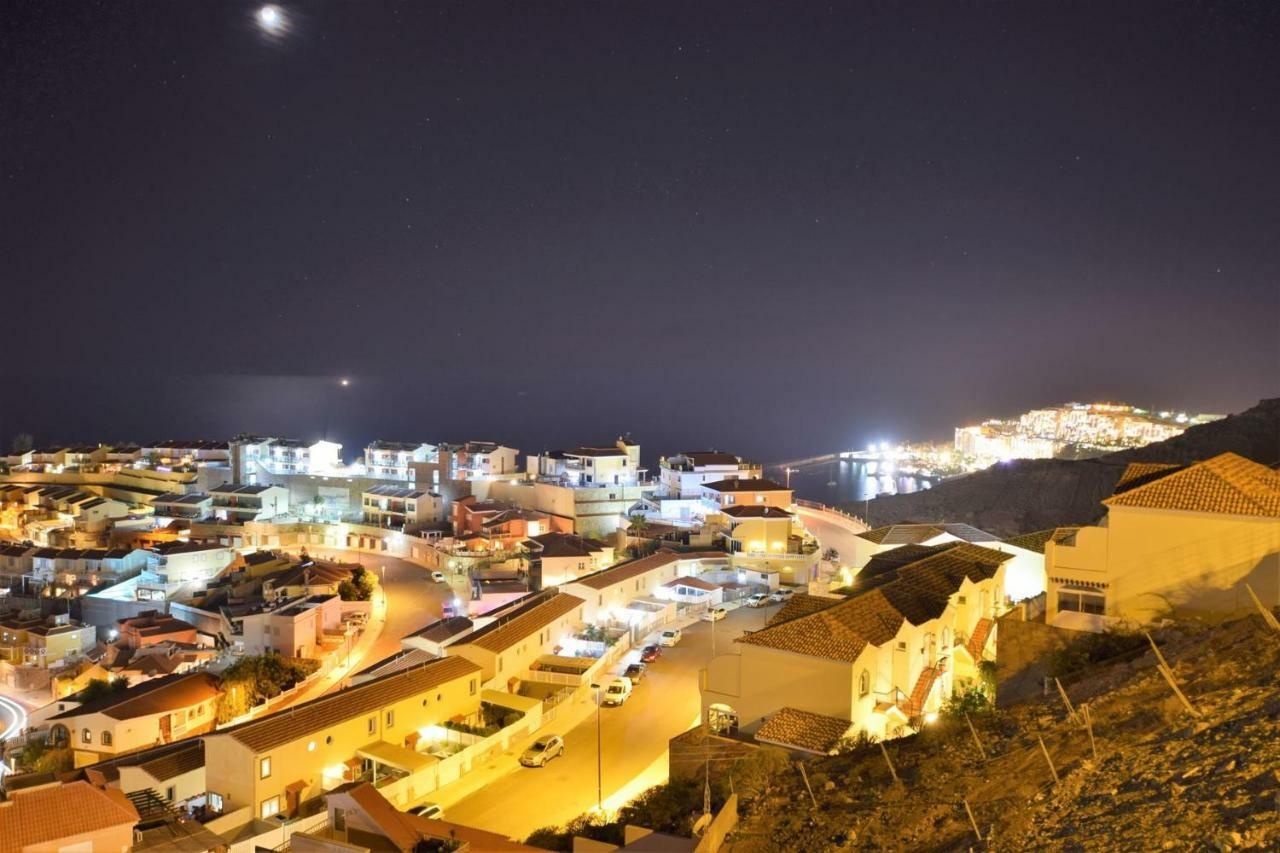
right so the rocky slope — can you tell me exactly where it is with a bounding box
[850,397,1280,536]
[725,614,1280,851]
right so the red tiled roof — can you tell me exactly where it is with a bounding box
[1103,453,1280,518]
[754,707,851,754]
[0,781,138,852]
[663,575,719,592]
[459,593,584,653]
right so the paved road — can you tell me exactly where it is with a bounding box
[442,604,774,840]
[795,505,868,566]
[0,694,28,740]
[356,554,457,664]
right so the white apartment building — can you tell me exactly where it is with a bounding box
[529,439,645,488]
[361,485,442,529]
[364,441,436,482]
[659,451,761,498]
[208,484,290,522]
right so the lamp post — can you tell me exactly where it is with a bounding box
[590,682,603,812]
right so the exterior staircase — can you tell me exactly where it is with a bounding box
[966,617,995,660]
[904,658,947,717]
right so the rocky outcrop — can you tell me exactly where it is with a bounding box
[849,397,1280,537]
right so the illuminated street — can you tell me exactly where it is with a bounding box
[440,604,773,840]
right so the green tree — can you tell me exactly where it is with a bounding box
[338,565,378,601]
[218,653,320,721]
[731,747,791,802]
[822,547,840,563]
[74,676,130,702]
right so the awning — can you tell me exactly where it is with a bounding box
[356,741,437,773]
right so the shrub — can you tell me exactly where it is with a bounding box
[731,747,791,802]
[941,686,991,719]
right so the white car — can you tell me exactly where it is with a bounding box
[657,628,682,647]
[770,588,795,603]
[745,593,770,608]
[602,677,632,706]
[408,802,442,819]
[700,606,727,622]
[520,734,564,767]
[431,571,447,583]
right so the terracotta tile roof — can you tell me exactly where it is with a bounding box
[663,575,719,592]
[49,672,221,721]
[738,544,1010,663]
[223,656,479,753]
[740,587,903,662]
[1113,462,1182,492]
[1001,527,1081,554]
[525,532,607,558]
[766,593,842,626]
[0,781,139,852]
[720,505,793,519]
[754,707,851,754]
[570,550,727,591]
[457,592,584,653]
[856,523,998,546]
[1103,453,1280,518]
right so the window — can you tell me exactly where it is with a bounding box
[1058,587,1106,616]
[82,728,92,744]
[858,670,870,697]
[209,792,224,813]
[165,785,175,802]
[469,678,477,696]
[101,731,113,746]
[385,710,395,728]
[260,757,272,779]
[497,656,504,673]
[261,796,280,819]
[367,716,377,735]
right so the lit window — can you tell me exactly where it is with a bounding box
[261,796,280,819]
[260,757,271,779]
[1057,587,1106,616]
[82,728,92,744]
[858,670,870,697]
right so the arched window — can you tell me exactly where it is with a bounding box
[858,669,870,697]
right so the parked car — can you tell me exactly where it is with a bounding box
[602,677,632,706]
[700,606,727,622]
[770,588,796,603]
[658,628,683,647]
[745,592,770,608]
[640,644,662,663]
[624,662,646,684]
[520,734,565,767]
[431,571,447,583]
[408,802,443,819]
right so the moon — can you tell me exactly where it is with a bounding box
[256,5,285,35]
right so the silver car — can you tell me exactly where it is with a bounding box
[520,734,565,767]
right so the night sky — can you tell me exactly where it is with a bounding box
[3,2,1277,463]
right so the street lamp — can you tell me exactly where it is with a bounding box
[590,682,603,813]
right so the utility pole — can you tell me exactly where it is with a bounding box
[590,682,603,812]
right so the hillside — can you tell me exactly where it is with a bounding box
[724,614,1280,851]
[850,397,1280,536]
